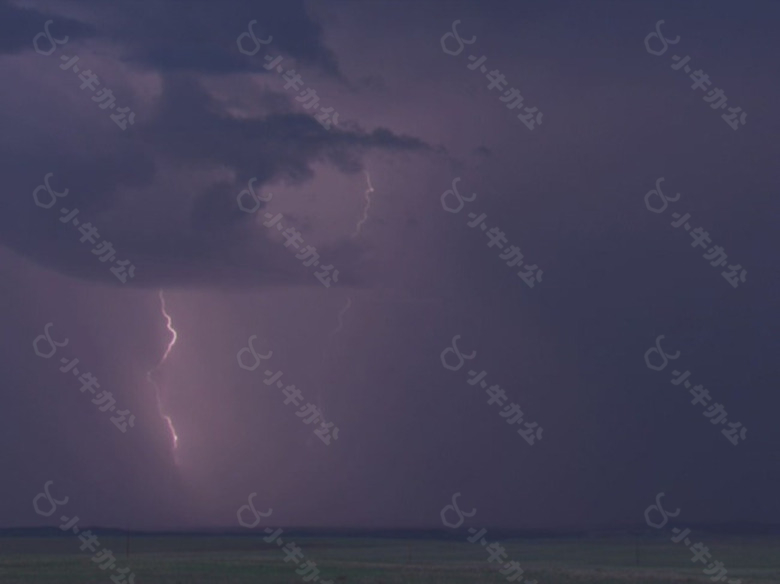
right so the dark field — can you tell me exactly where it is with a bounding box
[2,534,779,583]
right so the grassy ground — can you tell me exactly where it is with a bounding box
[1,534,779,583]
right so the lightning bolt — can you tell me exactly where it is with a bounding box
[147,290,180,454]
[352,169,375,238]
[332,170,373,342]
[316,296,354,429]
[325,168,373,370]
[329,297,353,338]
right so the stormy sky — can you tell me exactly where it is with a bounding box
[2,0,779,531]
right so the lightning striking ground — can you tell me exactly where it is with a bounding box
[352,169,375,238]
[147,290,180,454]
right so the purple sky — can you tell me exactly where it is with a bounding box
[1,0,779,531]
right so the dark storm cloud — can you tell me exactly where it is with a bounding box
[0,0,434,288]
[145,74,431,183]
[54,0,343,77]
[0,0,95,55]
[4,92,432,287]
